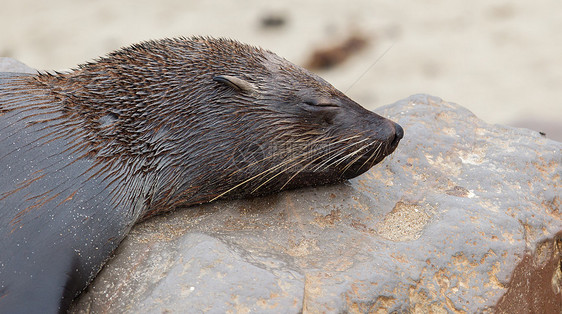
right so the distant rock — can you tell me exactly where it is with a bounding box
[511,117,562,143]
[0,57,37,74]
[67,94,561,313]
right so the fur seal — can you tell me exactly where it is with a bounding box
[0,37,403,313]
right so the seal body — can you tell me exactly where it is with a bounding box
[0,37,402,313]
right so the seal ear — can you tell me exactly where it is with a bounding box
[213,75,256,95]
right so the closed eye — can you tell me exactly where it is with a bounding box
[304,101,339,109]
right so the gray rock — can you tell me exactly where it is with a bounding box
[0,57,37,74]
[69,94,561,313]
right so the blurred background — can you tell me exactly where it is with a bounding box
[2,0,561,140]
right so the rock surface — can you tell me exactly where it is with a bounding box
[2,58,560,312]
[0,57,37,74]
[69,94,561,313]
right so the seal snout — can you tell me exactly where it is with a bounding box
[377,119,403,149]
[391,122,404,147]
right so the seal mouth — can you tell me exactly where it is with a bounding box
[333,121,403,179]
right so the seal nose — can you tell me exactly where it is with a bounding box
[394,123,404,140]
[391,122,404,147]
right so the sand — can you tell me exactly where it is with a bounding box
[1,0,561,139]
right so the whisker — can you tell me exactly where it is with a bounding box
[210,133,378,201]
[210,138,336,201]
[358,141,383,170]
[341,150,363,175]
[306,136,369,172]
[311,137,368,172]
[249,136,358,193]
[279,142,348,190]
[315,138,371,172]
[226,135,335,178]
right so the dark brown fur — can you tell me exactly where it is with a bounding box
[0,37,402,312]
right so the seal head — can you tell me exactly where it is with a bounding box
[0,37,402,312]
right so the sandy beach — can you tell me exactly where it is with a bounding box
[1,0,561,139]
